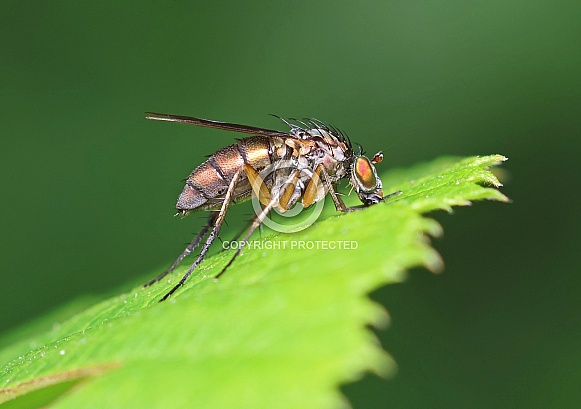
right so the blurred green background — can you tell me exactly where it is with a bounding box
[1,1,579,407]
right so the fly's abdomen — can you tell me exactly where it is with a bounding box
[176,135,273,212]
[238,135,273,170]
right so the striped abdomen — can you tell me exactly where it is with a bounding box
[176,135,275,213]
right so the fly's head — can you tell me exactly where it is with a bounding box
[350,151,384,206]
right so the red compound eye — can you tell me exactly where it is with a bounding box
[354,157,377,191]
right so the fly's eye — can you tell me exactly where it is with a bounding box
[371,151,383,164]
[354,157,377,191]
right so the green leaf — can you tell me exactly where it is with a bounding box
[0,155,508,408]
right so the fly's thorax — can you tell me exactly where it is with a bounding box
[307,131,352,181]
[319,148,350,181]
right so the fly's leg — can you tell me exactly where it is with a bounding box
[317,165,402,212]
[316,165,353,212]
[143,212,218,288]
[214,169,301,279]
[226,216,255,244]
[302,164,324,208]
[159,169,243,301]
[337,189,402,211]
[381,190,403,200]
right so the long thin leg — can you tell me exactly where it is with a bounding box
[143,212,219,288]
[214,199,276,279]
[319,166,402,212]
[214,169,300,279]
[337,189,403,211]
[382,190,402,201]
[318,166,353,212]
[159,169,243,301]
[227,216,256,243]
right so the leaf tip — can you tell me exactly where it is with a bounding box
[425,248,445,274]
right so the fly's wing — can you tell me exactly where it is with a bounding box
[146,112,291,138]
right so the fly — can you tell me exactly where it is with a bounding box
[143,112,401,301]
